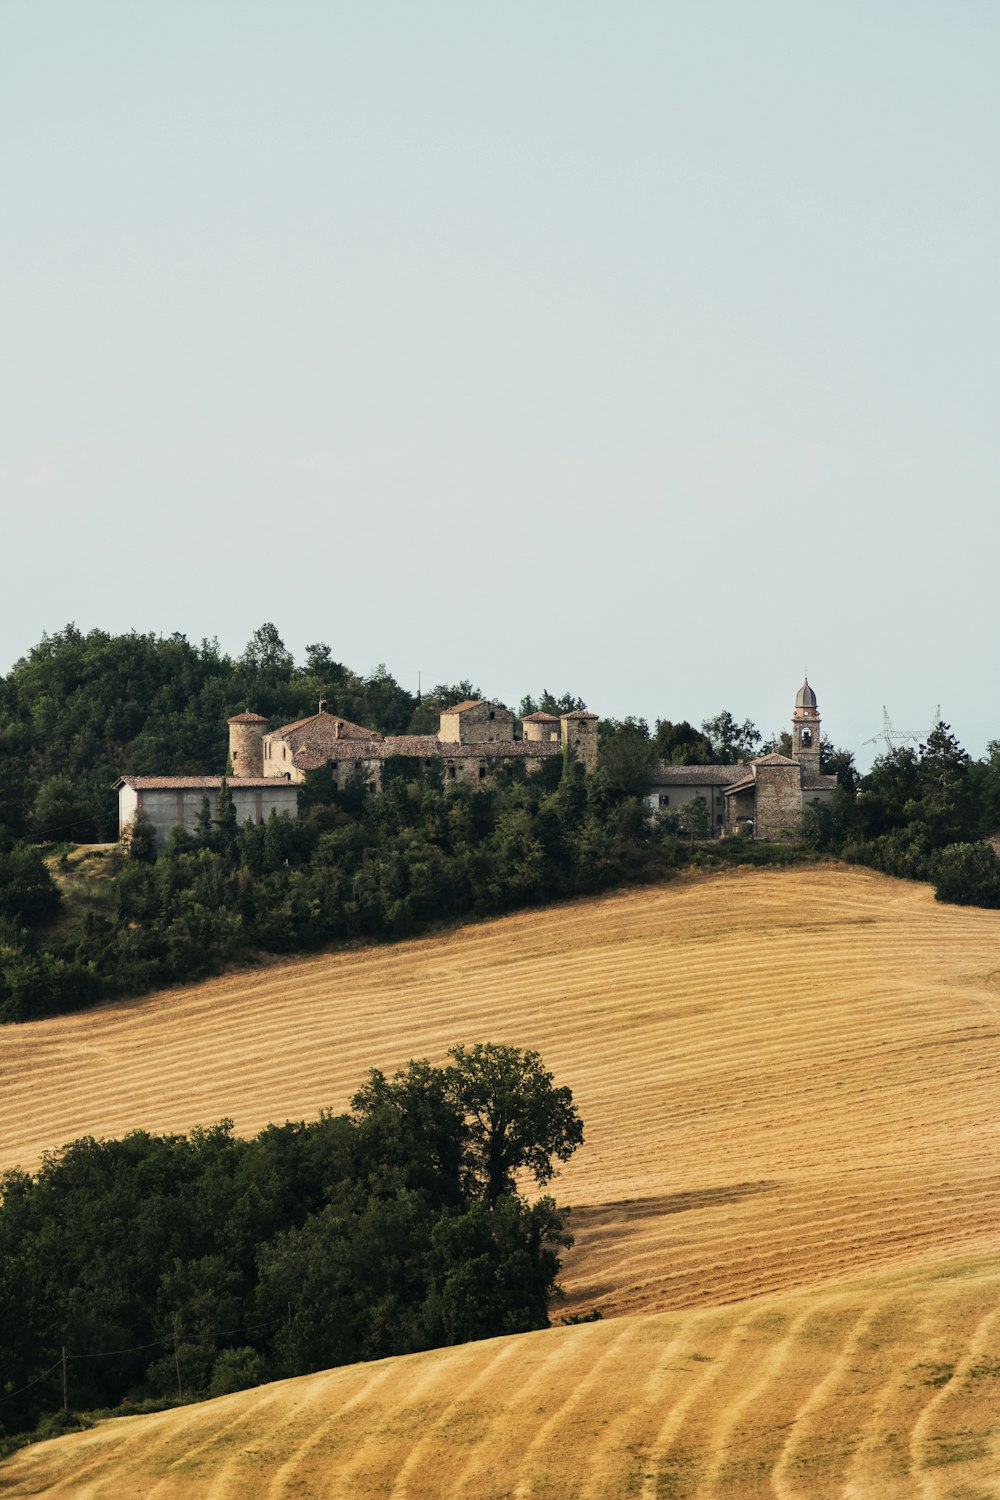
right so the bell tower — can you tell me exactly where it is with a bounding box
[791,678,821,776]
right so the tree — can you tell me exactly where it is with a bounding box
[122,809,158,863]
[445,1044,583,1206]
[352,1044,583,1209]
[820,741,857,791]
[214,777,239,855]
[759,730,793,758]
[653,719,713,765]
[519,690,587,717]
[701,710,761,764]
[241,623,293,676]
[917,723,975,846]
[599,719,656,797]
[408,682,483,735]
[31,777,95,842]
[0,846,62,924]
[678,795,710,842]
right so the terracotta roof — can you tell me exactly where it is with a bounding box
[440,699,489,714]
[561,710,598,721]
[116,776,295,790]
[226,711,268,724]
[722,775,756,796]
[521,711,560,722]
[647,764,750,787]
[752,753,798,766]
[721,768,839,797]
[291,737,561,772]
[270,710,383,744]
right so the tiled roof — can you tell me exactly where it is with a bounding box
[721,768,839,797]
[722,775,755,796]
[440,699,489,714]
[271,710,383,744]
[647,764,750,787]
[291,737,561,771]
[521,712,560,722]
[116,776,295,790]
[752,753,798,766]
[226,711,268,724]
[561,710,598,720]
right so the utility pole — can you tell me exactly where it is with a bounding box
[62,1345,68,1412]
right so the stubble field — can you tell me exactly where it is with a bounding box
[1,865,998,1496]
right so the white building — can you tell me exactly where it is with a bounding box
[116,776,298,845]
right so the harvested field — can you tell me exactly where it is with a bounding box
[1,866,997,1320]
[4,1256,999,1498]
[1,865,999,1497]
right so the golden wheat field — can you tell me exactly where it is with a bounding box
[1,865,999,1497]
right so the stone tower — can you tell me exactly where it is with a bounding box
[227,711,267,777]
[791,679,821,776]
[560,711,599,774]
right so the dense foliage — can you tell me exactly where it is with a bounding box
[0,750,685,1023]
[0,1046,580,1444]
[803,724,1000,907]
[4,627,1000,1024]
[0,624,436,842]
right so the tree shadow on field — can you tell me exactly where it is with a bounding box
[570,1180,780,1241]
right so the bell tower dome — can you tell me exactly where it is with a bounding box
[791,678,821,776]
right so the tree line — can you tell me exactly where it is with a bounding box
[0,749,691,1024]
[3,625,1000,1026]
[0,1045,581,1449]
[803,723,1000,907]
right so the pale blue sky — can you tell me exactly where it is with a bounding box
[3,2,998,763]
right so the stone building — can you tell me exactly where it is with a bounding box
[645,679,837,838]
[116,776,298,845]
[237,698,600,792]
[117,697,598,844]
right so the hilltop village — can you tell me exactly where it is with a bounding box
[117,680,837,844]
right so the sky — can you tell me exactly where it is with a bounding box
[2,1,998,766]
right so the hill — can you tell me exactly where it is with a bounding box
[1,866,997,1322]
[3,1255,998,1498]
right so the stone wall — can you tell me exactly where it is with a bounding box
[561,714,598,774]
[229,722,264,777]
[752,764,804,839]
[522,716,560,743]
[438,702,515,744]
[263,738,306,783]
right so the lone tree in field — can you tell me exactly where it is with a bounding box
[446,1043,584,1205]
[353,1043,584,1208]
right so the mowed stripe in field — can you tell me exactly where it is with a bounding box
[4,1257,999,1499]
[1,867,998,1316]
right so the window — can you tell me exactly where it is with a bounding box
[488,711,495,721]
[659,794,670,807]
[479,766,487,780]
[448,766,457,779]
[801,729,812,746]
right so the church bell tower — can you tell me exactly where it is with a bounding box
[791,678,821,776]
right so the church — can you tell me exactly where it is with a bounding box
[644,680,838,838]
